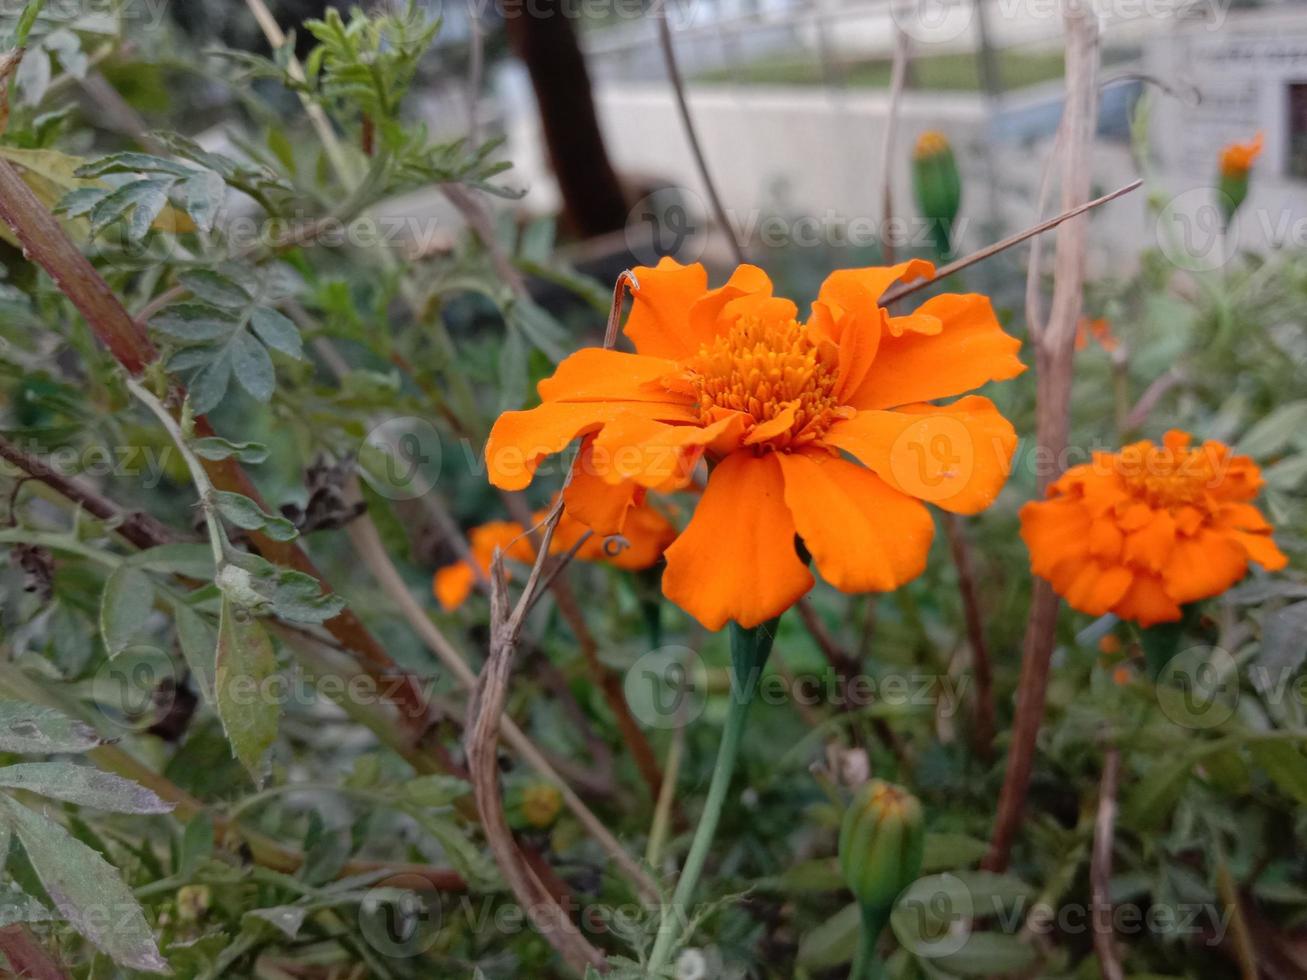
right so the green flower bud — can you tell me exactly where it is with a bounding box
[912,131,962,260]
[839,780,925,910]
[1217,132,1262,228]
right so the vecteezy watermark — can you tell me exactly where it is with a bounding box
[360,417,443,501]
[623,187,969,267]
[624,645,708,729]
[0,439,177,490]
[86,207,460,277]
[623,648,971,729]
[1155,645,1239,730]
[893,871,1236,960]
[1154,186,1236,273]
[91,645,182,733]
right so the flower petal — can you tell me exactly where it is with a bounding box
[564,439,641,535]
[845,293,1025,410]
[1112,573,1182,626]
[777,450,934,593]
[1161,529,1250,605]
[589,414,742,489]
[434,562,476,611]
[624,258,709,359]
[662,452,813,630]
[822,395,1018,513]
[536,348,684,403]
[625,260,775,359]
[1019,497,1092,578]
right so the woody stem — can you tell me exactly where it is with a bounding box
[645,617,778,974]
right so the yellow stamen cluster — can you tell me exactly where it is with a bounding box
[1117,444,1221,510]
[688,314,844,451]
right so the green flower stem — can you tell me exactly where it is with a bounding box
[1137,602,1202,679]
[645,617,779,975]
[850,902,892,980]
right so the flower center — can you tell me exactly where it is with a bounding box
[1118,444,1221,510]
[687,314,844,451]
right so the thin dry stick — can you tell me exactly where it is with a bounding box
[1091,745,1123,980]
[467,499,609,975]
[984,2,1101,873]
[871,15,994,759]
[341,498,657,899]
[655,0,745,265]
[877,26,911,267]
[880,179,1139,308]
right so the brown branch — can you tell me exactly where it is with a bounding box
[881,179,1140,308]
[467,500,609,976]
[0,154,438,743]
[0,434,182,553]
[1091,745,1123,980]
[655,1,744,265]
[941,514,996,760]
[0,926,70,980]
[985,5,1101,873]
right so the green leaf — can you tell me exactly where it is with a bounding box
[179,813,215,877]
[923,932,1038,976]
[215,597,281,784]
[1251,741,1307,806]
[180,270,252,309]
[88,178,169,240]
[75,152,195,179]
[231,330,276,402]
[1125,759,1192,828]
[401,775,471,808]
[188,352,233,415]
[99,566,154,656]
[922,832,990,872]
[182,170,225,234]
[796,901,860,969]
[191,436,269,464]
[213,491,298,541]
[262,569,345,624]
[172,602,217,706]
[1239,401,1307,458]
[0,796,169,973]
[249,307,304,359]
[126,543,216,579]
[54,186,109,219]
[0,762,173,814]
[0,702,101,754]
[0,890,53,929]
[152,303,241,342]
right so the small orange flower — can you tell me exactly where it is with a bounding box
[433,499,675,611]
[914,130,951,160]
[1219,132,1263,178]
[1020,430,1287,627]
[1075,316,1118,353]
[485,258,1026,629]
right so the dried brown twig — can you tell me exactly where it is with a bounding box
[1091,745,1124,980]
[466,496,610,975]
[985,4,1102,872]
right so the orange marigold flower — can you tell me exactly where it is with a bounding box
[1219,132,1263,177]
[485,258,1026,630]
[1020,430,1287,628]
[1075,316,1118,353]
[433,499,675,611]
